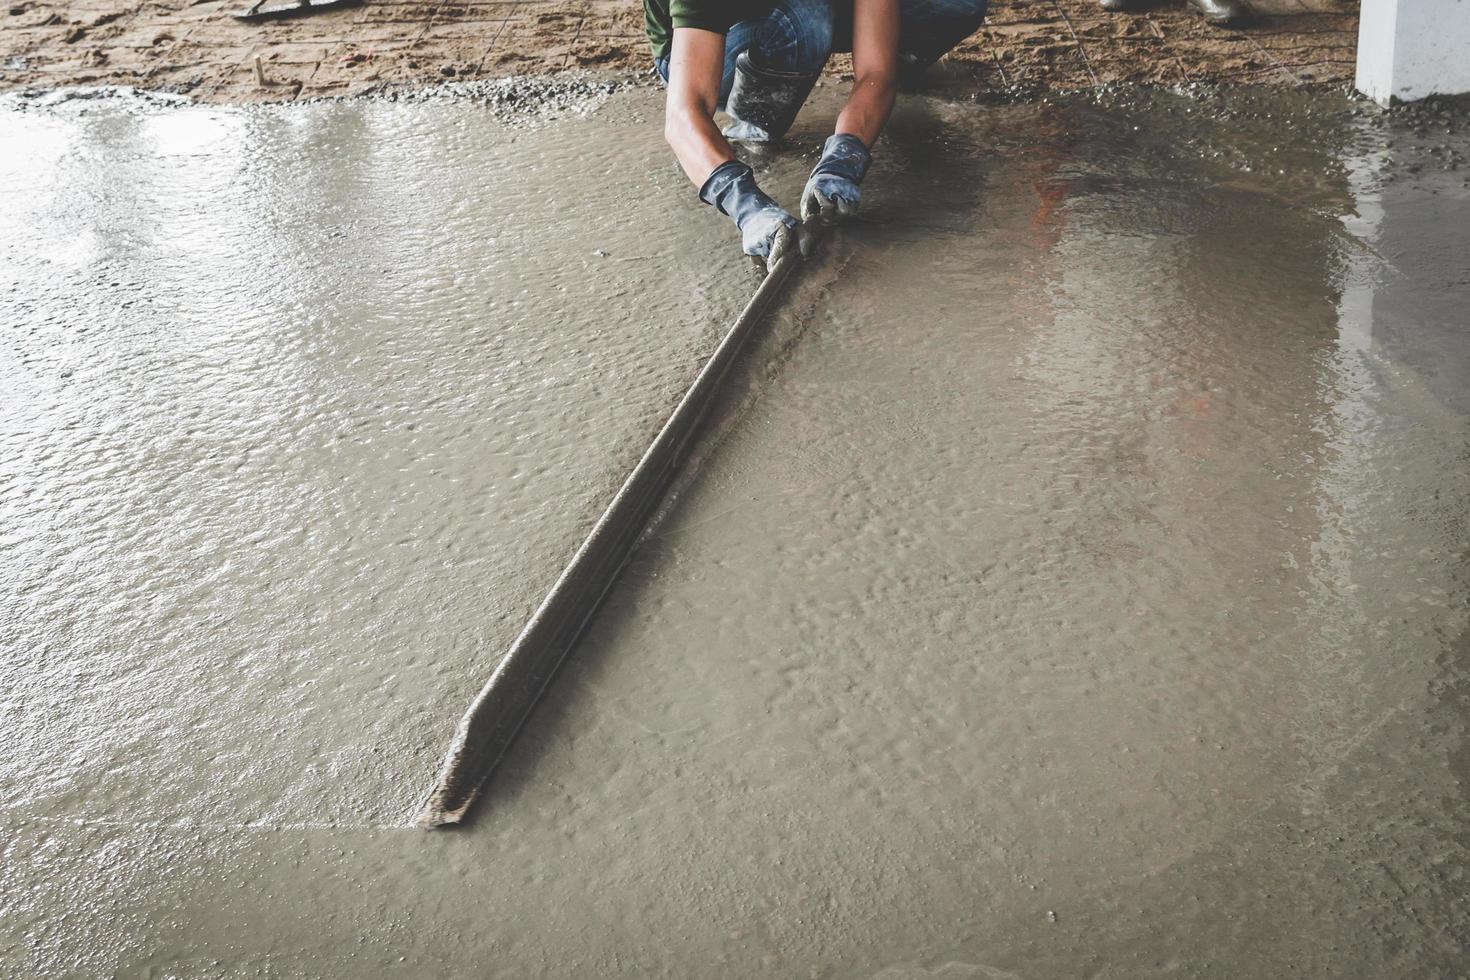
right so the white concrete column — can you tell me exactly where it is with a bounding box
[1356,0,1470,105]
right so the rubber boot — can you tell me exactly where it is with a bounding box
[722,50,820,145]
[1098,0,1137,10]
[897,49,967,90]
[1187,0,1248,26]
[896,15,988,87]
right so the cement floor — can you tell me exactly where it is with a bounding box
[2,85,1468,978]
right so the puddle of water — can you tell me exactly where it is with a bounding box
[1,86,1468,978]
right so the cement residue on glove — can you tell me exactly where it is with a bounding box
[700,159,814,267]
[801,132,872,224]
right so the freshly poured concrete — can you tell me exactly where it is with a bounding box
[0,85,758,828]
[3,86,1469,977]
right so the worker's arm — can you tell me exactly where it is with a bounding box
[663,27,736,184]
[803,0,899,223]
[665,27,811,265]
[837,0,901,146]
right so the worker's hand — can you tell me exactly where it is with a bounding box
[739,206,813,268]
[801,133,872,224]
[700,160,814,268]
[762,221,812,270]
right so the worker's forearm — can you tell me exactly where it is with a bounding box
[834,70,897,147]
[665,101,736,186]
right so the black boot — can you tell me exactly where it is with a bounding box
[1098,0,1138,10]
[1187,0,1248,26]
[722,50,820,145]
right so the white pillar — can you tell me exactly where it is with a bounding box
[1356,0,1470,106]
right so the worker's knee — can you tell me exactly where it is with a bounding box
[753,0,835,76]
[905,0,988,29]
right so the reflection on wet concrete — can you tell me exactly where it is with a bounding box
[2,87,1468,978]
[0,91,756,827]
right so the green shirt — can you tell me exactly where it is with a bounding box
[644,0,776,60]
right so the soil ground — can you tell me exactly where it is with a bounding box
[1,0,1356,103]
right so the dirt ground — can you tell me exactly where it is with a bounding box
[0,0,1356,102]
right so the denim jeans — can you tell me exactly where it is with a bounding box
[655,0,988,108]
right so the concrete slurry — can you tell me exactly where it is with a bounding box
[1,84,752,829]
[2,85,1467,977]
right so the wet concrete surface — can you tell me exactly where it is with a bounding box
[2,85,1469,977]
[0,82,749,830]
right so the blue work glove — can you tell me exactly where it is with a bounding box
[700,160,813,268]
[800,133,872,224]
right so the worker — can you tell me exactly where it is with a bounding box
[648,0,987,265]
[1099,0,1246,29]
